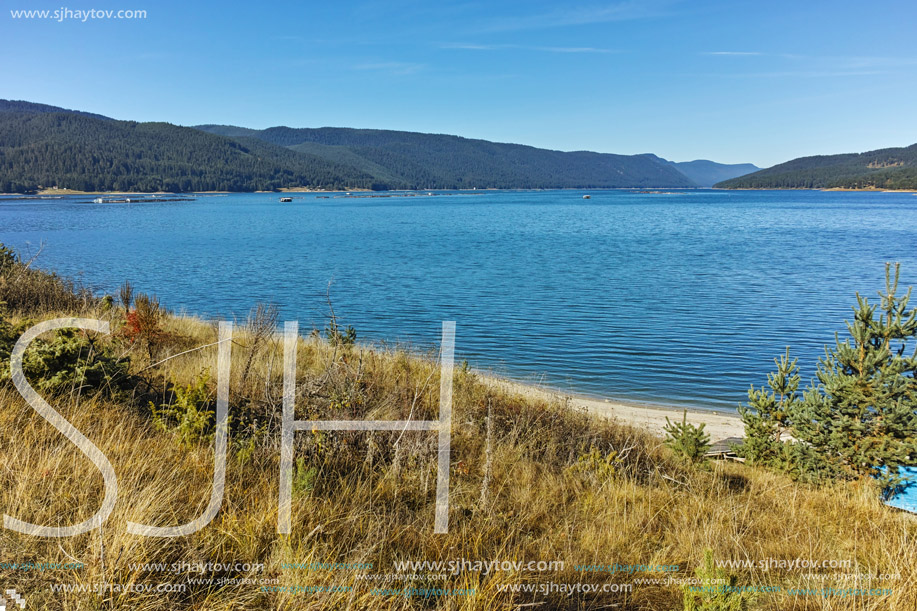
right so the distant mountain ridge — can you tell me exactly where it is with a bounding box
[0,99,757,192]
[715,144,917,190]
[666,159,760,188]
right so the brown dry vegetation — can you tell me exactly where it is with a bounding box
[0,254,915,610]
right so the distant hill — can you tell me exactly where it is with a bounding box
[194,124,696,190]
[715,144,917,190]
[665,159,759,188]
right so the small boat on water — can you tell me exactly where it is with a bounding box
[582,194,591,199]
[279,197,293,202]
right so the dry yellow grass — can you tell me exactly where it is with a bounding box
[0,289,915,610]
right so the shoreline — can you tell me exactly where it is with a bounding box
[482,374,745,441]
[5,186,708,197]
[715,186,917,193]
[4,187,916,197]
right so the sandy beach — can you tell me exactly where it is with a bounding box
[485,376,745,442]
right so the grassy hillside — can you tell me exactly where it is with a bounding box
[0,248,915,610]
[715,144,917,190]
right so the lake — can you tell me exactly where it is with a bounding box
[2,189,916,412]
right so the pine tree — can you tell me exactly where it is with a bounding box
[790,263,917,480]
[663,410,711,463]
[682,549,753,611]
[738,348,799,466]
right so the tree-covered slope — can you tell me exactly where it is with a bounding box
[715,144,917,190]
[196,125,697,189]
[0,111,374,192]
[0,99,112,121]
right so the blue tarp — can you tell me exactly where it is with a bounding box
[883,467,917,514]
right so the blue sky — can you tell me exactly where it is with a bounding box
[2,0,915,166]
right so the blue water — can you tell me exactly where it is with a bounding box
[2,189,916,412]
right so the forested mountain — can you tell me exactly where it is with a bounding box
[715,144,917,190]
[194,124,696,189]
[0,107,373,192]
[0,99,111,121]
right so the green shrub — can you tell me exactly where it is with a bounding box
[566,444,619,482]
[664,411,711,463]
[326,319,356,348]
[0,243,16,272]
[293,457,318,496]
[234,424,267,466]
[152,373,215,448]
[2,327,130,396]
[0,314,22,379]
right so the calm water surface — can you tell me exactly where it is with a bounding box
[2,189,916,412]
